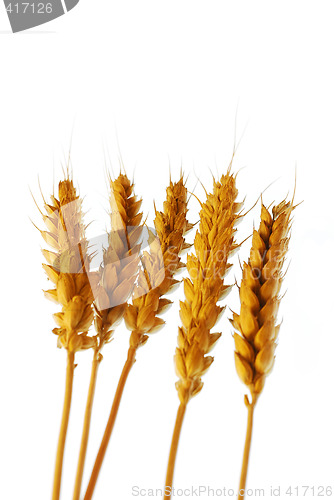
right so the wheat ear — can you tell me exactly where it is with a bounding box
[73,173,143,500]
[84,175,192,500]
[232,200,294,500]
[164,169,242,499]
[39,176,96,500]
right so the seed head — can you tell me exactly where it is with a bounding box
[124,175,193,349]
[40,177,97,353]
[175,170,242,405]
[232,199,294,402]
[94,173,143,350]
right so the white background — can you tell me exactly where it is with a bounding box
[0,1,333,499]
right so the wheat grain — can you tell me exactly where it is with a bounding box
[84,175,192,500]
[232,198,294,500]
[164,168,242,499]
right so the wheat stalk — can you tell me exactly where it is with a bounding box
[164,168,242,499]
[83,175,192,500]
[38,175,96,500]
[73,173,143,500]
[232,199,294,500]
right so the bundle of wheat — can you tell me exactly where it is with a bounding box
[35,163,296,500]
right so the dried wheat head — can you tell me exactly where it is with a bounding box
[175,170,242,405]
[41,177,97,353]
[232,199,293,403]
[93,173,143,350]
[124,175,193,349]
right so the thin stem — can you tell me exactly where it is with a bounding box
[83,346,137,500]
[238,400,256,500]
[52,350,75,500]
[164,403,187,500]
[72,350,101,500]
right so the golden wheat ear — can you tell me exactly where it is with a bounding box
[93,172,144,350]
[36,175,95,500]
[164,169,243,499]
[41,177,96,352]
[233,198,295,500]
[72,172,143,500]
[83,174,193,500]
[124,174,193,349]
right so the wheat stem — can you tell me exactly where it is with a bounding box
[72,351,101,500]
[164,403,187,500]
[83,346,137,500]
[163,170,241,500]
[238,400,256,500]
[233,198,294,499]
[52,350,75,500]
